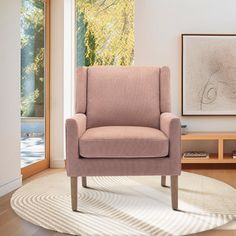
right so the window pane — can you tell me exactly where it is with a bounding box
[76,0,134,66]
[20,0,45,167]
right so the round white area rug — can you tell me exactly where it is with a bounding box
[11,170,236,236]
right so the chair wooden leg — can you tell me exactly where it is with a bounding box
[82,176,87,187]
[71,177,77,211]
[171,175,178,210]
[161,176,166,187]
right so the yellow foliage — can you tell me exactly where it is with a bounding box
[76,0,134,66]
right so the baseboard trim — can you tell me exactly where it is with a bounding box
[50,159,65,168]
[0,175,22,197]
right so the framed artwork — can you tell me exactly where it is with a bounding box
[182,34,236,116]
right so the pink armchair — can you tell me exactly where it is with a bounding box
[66,66,181,211]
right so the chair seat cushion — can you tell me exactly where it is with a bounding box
[79,126,169,158]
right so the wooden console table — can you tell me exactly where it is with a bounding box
[181,132,236,164]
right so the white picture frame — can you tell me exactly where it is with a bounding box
[182,34,236,116]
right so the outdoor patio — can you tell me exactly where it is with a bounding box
[21,137,44,168]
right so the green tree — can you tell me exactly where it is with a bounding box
[76,0,134,66]
[21,0,45,117]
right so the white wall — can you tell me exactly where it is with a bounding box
[50,0,74,168]
[50,0,65,168]
[0,0,22,196]
[135,0,236,131]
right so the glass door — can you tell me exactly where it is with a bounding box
[20,0,50,178]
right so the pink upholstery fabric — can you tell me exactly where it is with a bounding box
[66,114,179,176]
[79,126,168,158]
[160,112,181,170]
[66,66,181,177]
[86,66,160,128]
[66,157,180,177]
[160,67,171,113]
[75,67,87,113]
[66,113,87,175]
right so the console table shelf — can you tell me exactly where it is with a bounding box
[181,132,236,164]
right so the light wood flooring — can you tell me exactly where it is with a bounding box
[0,169,235,236]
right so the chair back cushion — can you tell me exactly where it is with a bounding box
[86,66,161,128]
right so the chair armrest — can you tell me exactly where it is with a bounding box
[66,113,87,173]
[160,113,181,160]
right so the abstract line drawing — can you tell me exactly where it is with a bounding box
[182,34,236,115]
[200,66,236,110]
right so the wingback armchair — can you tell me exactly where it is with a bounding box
[66,66,181,211]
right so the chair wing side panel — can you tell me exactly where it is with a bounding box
[160,66,171,113]
[75,67,87,113]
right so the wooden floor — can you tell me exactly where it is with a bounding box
[0,169,235,236]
